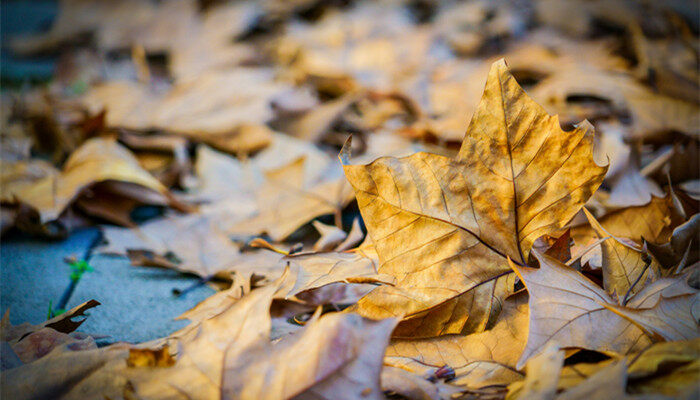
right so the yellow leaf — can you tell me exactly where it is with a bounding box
[342,59,606,336]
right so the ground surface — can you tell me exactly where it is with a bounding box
[1,228,215,344]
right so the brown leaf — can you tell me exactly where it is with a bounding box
[7,138,175,226]
[511,250,651,369]
[646,214,700,270]
[583,208,660,300]
[342,59,606,337]
[384,293,528,388]
[283,251,394,299]
[603,293,700,342]
[514,342,565,400]
[233,156,355,241]
[1,299,100,342]
[222,312,397,400]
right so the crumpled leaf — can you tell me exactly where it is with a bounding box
[283,251,394,299]
[233,156,355,241]
[6,138,178,226]
[223,311,397,400]
[511,250,651,369]
[583,208,660,300]
[647,214,700,270]
[384,293,528,389]
[342,59,606,337]
[125,271,288,399]
[514,342,565,400]
[603,293,700,342]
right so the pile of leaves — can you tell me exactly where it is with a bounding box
[1,0,698,399]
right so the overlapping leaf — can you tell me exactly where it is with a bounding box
[342,59,607,336]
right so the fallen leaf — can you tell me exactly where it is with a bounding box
[283,250,394,299]
[6,138,177,226]
[342,59,606,336]
[627,338,700,396]
[583,208,660,300]
[514,342,565,400]
[233,156,355,241]
[1,299,101,342]
[603,293,700,342]
[511,250,651,369]
[556,360,629,400]
[646,214,700,270]
[384,293,528,388]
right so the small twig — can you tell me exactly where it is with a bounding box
[622,253,651,305]
[51,231,103,317]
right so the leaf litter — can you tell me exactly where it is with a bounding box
[1,0,698,399]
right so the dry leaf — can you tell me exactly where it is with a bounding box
[583,208,660,300]
[646,214,700,270]
[6,138,177,227]
[283,251,394,299]
[384,293,528,388]
[233,156,354,241]
[511,250,651,369]
[515,342,565,400]
[342,59,606,337]
[603,293,700,342]
[223,312,397,400]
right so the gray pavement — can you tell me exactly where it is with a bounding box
[1,227,215,344]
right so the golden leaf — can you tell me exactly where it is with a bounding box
[511,250,651,369]
[384,293,528,388]
[342,59,607,336]
[583,208,660,300]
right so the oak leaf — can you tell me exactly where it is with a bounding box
[342,59,607,337]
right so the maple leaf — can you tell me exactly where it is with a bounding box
[511,250,699,368]
[384,293,528,388]
[7,138,183,228]
[341,59,607,337]
[583,208,660,300]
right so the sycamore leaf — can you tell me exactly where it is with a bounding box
[233,156,355,241]
[384,293,528,388]
[511,250,651,369]
[283,251,394,299]
[515,342,565,400]
[627,338,700,397]
[555,361,628,400]
[583,208,660,300]
[603,293,700,342]
[222,312,397,400]
[8,138,176,225]
[342,59,606,337]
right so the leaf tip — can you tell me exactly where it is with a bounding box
[339,135,353,165]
